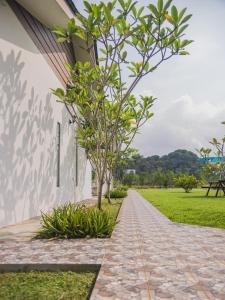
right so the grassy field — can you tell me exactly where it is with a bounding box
[139,188,225,229]
[0,271,96,300]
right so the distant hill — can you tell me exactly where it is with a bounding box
[125,149,200,175]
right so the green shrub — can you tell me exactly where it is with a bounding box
[174,174,198,193]
[36,203,117,239]
[112,184,128,192]
[119,185,128,191]
[105,189,128,199]
[110,189,128,198]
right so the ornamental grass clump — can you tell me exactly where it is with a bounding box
[36,203,117,239]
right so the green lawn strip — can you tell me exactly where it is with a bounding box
[139,188,225,229]
[0,271,96,300]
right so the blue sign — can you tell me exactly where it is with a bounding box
[199,156,225,163]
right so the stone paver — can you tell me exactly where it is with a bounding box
[1,190,225,299]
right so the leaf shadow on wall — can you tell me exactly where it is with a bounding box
[0,50,56,226]
[59,109,89,203]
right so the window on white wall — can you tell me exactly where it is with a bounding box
[56,122,60,187]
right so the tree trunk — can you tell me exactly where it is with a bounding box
[106,180,112,204]
[97,176,104,210]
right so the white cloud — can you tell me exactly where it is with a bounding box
[133,94,225,156]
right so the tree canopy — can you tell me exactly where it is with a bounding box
[122,149,200,174]
[53,0,193,208]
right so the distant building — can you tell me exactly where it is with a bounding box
[125,169,136,174]
[199,157,225,164]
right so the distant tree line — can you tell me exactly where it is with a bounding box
[115,149,201,187]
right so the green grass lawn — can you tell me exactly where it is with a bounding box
[0,271,96,300]
[139,188,225,229]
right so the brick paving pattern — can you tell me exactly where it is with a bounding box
[1,190,225,299]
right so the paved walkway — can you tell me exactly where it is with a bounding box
[0,216,40,241]
[1,191,225,299]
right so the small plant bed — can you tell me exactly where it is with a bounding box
[139,188,225,229]
[36,198,122,239]
[0,271,96,300]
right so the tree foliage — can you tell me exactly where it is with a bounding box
[118,149,200,176]
[174,174,198,193]
[53,0,192,208]
[118,149,200,187]
[122,169,175,187]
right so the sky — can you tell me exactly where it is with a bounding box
[74,0,225,156]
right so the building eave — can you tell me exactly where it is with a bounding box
[15,0,97,64]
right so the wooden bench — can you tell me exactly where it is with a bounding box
[202,180,225,197]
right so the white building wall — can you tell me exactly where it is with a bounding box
[0,1,92,228]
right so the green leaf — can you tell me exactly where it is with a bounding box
[137,7,144,17]
[171,6,178,23]
[157,0,163,13]
[181,39,193,47]
[131,36,138,45]
[122,51,127,60]
[118,0,126,9]
[100,47,107,54]
[147,112,154,118]
[128,1,138,15]
[164,13,173,24]
[163,0,172,11]
[84,1,92,12]
[148,4,159,18]
[65,62,72,72]
[56,37,67,43]
[178,8,187,22]
[178,24,189,36]
[180,14,192,25]
[179,50,189,55]
[103,5,113,22]
[115,23,123,34]
[75,30,85,40]
[212,138,219,145]
[132,5,137,18]
[68,18,76,34]
[128,66,137,77]
[52,88,65,98]
[52,27,67,37]
[144,62,150,72]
